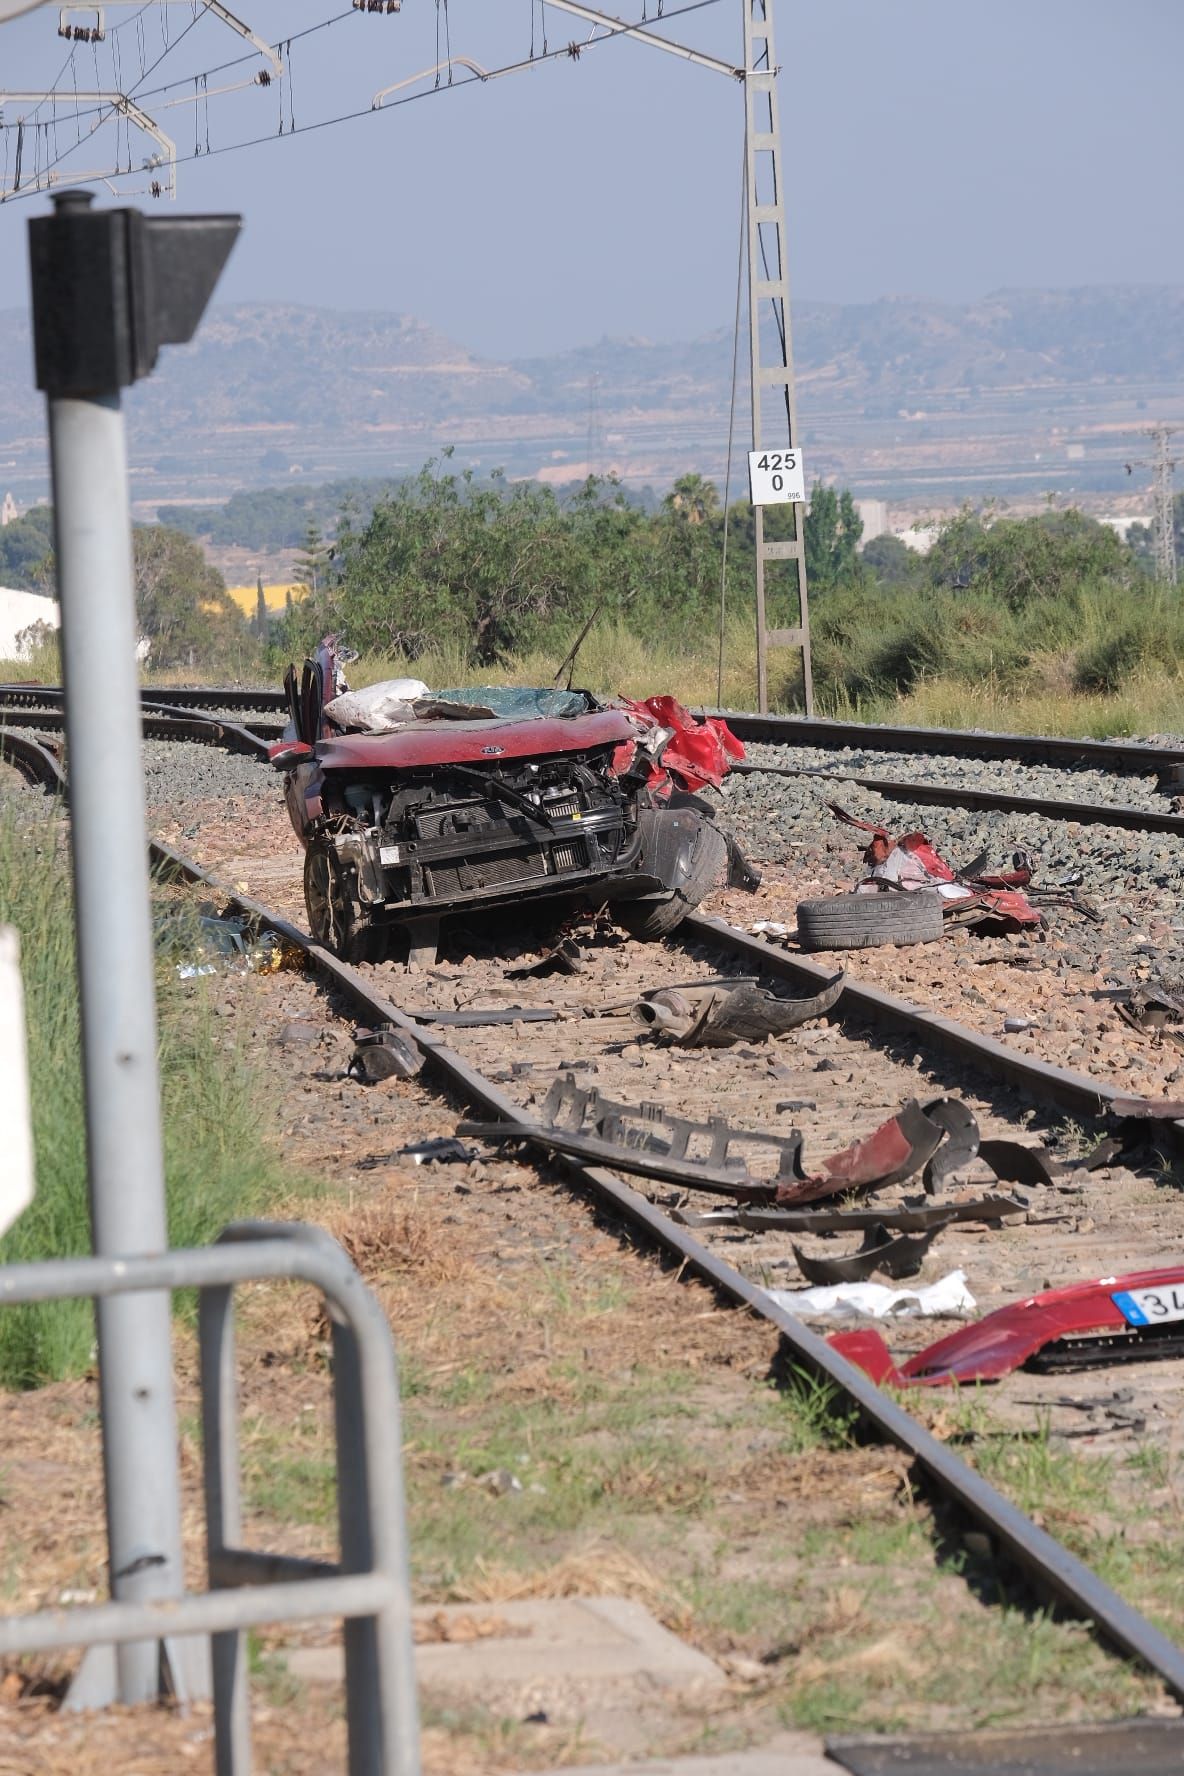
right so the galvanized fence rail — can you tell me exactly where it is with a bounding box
[0,1221,421,1776]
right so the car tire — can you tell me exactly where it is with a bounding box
[304,843,375,961]
[796,890,944,952]
[616,819,729,942]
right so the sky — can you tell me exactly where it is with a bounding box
[0,0,1181,359]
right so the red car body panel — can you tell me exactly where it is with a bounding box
[311,709,638,773]
[829,1264,1184,1387]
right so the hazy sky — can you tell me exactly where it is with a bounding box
[0,0,1180,357]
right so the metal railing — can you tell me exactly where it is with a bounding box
[0,1221,421,1776]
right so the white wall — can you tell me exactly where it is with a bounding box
[0,586,60,658]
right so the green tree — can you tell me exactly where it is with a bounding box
[132,526,249,668]
[294,520,332,595]
[0,507,56,592]
[253,577,269,640]
[804,483,863,592]
[861,533,922,587]
[664,473,720,525]
[926,506,1130,607]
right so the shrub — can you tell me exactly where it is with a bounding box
[0,809,291,1388]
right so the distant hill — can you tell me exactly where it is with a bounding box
[2,286,1183,510]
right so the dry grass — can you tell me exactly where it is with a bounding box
[450,1543,684,1616]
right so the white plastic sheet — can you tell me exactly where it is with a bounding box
[766,1268,976,1321]
[324,678,430,732]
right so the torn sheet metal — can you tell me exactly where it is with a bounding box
[920,1097,980,1192]
[671,1193,1027,1235]
[614,694,745,793]
[829,803,1044,934]
[805,1098,944,1199]
[348,1026,424,1082]
[830,1263,1184,1387]
[792,1220,943,1285]
[1115,985,1184,1050]
[460,1080,962,1206]
[633,970,844,1047]
[506,937,585,980]
[975,1138,1062,1188]
[458,1073,809,1202]
[399,1136,476,1165]
[769,1269,976,1322]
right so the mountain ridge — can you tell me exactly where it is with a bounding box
[2,285,1184,506]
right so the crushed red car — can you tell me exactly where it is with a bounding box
[271,640,753,963]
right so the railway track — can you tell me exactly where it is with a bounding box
[7,697,1184,1738]
[5,682,1182,778]
[140,831,1184,1707]
[4,683,1183,836]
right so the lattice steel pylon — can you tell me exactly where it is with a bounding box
[1150,425,1178,587]
[1126,424,1178,587]
[744,0,812,714]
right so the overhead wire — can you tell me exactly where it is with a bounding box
[1,0,728,205]
[3,7,358,137]
[0,2,212,198]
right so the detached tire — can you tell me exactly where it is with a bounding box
[796,890,944,952]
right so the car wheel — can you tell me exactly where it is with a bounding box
[616,818,729,942]
[304,844,359,957]
[796,890,944,951]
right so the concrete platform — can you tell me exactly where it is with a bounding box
[286,1596,726,1693]
[538,1734,834,1775]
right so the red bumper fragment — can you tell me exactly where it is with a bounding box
[829,1264,1184,1386]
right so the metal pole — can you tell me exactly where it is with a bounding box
[744,0,813,715]
[46,380,192,1705]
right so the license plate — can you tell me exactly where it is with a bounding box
[1112,1284,1184,1328]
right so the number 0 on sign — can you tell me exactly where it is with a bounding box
[748,448,805,506]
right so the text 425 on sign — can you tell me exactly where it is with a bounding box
[748,449,805,507]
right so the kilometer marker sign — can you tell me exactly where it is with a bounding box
[0,927,35,1239]
[748,447,805,507]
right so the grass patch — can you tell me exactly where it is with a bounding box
[0,806,293,1388]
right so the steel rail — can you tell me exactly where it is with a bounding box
[715,709,1184,777]
[681,912,1181,1135]
[0,726,66,792]
[0,682,288,715]
[5,687,1184,775]
[8,687,1184,838]
[136,833,1184,1702]
[0,704,277,757]
[733,760,1184,835]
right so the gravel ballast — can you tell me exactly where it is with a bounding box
[738,739,1176,813]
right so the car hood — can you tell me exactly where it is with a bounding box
[315,708,638,772]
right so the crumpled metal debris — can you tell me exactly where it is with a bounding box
[829,804,1044,934]
[460,1079,962,1206]
[792,1220,943,1285]
[614,694,745,793]
[506,937,585,981]
[1116,985,1184,1051]
[671,1193,1027,1234]
[632,971,844,1047]
[348,1026,424,1083]
[398,1136,476,1165]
